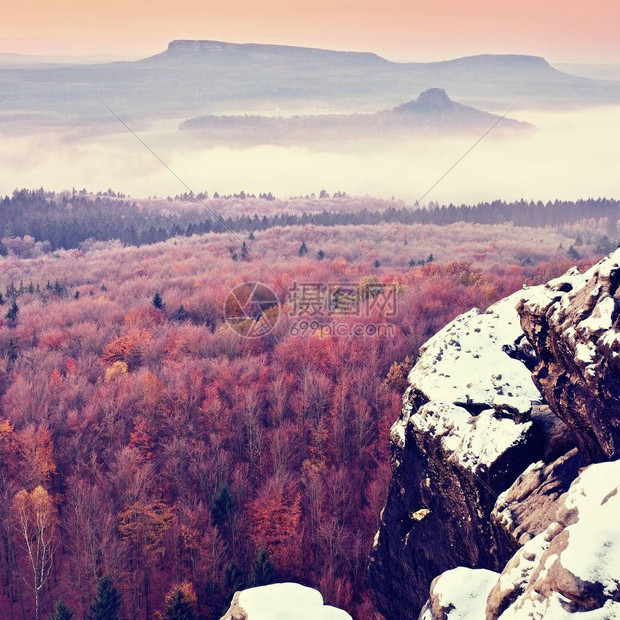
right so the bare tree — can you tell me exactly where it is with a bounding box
[11,487,58,620]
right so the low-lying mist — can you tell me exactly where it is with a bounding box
[1,106,618,204]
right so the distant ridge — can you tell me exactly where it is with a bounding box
[146,39,389,65]
[2,39,620,128]
[180,88,532,142]
[151,39,551,71]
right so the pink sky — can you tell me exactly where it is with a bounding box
[2,0,618,62]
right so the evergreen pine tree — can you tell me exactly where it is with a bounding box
[50,599,73,620]
[210,486,235,527]
[298,241,308,257]
[6,339,17,366]
[152,292,165,310]
[316,249,325,260]
[160,589,194,620]
[87,576,121,620]
[224,562,245,594]
[5,299,18,323]
[174,305,188,322]
[249,549,276,587]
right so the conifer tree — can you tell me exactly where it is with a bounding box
[5,299,18,324]
[249,549,276,587]
[50,599,73,620]
[160,587,195,620]
[152,292,164,310]
[87,576,121,620]
[210,486,235,527]
[224,562,245,594]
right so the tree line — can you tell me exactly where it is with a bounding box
[0,189,617,254]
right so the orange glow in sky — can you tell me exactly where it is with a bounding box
[2,0,618,62]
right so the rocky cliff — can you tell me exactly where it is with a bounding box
[368,249,620,620]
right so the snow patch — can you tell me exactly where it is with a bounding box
[410,403,532,473]
[408,290,541,408]
[432,567,499,620]
[237,583,352,620]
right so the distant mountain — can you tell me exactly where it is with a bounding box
[1,40,619,130]
[180,88,532,142]
[146,39,388,67]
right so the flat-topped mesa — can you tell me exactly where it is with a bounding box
[368,288,575,619]
[161,39,387,64]
[167,40,231,53]
[519,248,620,461]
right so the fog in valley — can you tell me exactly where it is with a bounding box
[1,105,619,205]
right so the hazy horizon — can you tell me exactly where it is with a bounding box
[3,0,620,63]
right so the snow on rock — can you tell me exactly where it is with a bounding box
[406,290,541,408]
[487,458,620,619]
[409,403,532,474]
[373,251,620,620]
[519,248,620,460]
[390,289,544,473]
[220,583,352,620]
[419,567,499,620]
[420,459,620,620]
[370,290,550,619]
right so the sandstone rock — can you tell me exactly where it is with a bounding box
[368,291,546,619]
[419,567,499,620]
[219,583,352,620]
[487,458,620,619]
[371,253,620,620]
[491,448,580,546]
[417,459,620,619]
[519,249,620,461]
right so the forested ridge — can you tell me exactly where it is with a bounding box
[1,188,618,253]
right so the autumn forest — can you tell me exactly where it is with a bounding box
[0,189,615,619]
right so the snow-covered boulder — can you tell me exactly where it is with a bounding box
[419,458,620,619]
[368,253,619,619]
[519,248,620,461]
[419,567,499,620]
[368,289,563,619]
[219,583,352,620]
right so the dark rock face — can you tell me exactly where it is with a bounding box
[369,251,620,620]
[367,292,545,619]
[367,399,535,618]
[491,448,581,546]
[519,255,620,461]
